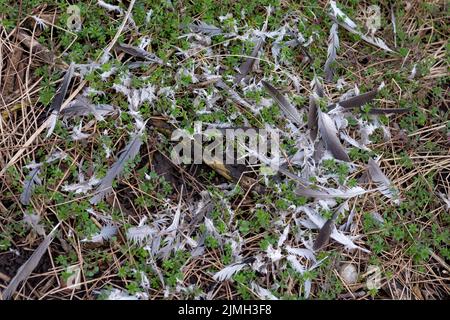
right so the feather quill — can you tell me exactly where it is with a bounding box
[234,38,264,84]
[391,7,397,48]
[324,23,339,82]
[2,224,58,300]
[261,80,301,125]
[90,130,144,204]
[318,110,350,162]
[367,159,401,205]
[46,63,75,138]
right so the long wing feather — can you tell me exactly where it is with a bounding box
[324,23,339,82]
[2,225,58,300]
[46,63,75,138]
[328,88,378,110]
[20,167,42,206]
[114,43,163,64]
[261,80,301,125]
[234,38,264,84]
[90,130,144,204]
[318,110,350,161]
[308,94,319,140]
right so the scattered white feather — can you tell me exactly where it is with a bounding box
[329,1,357,28]
[126,225,156,246]
[97,0,123,14]
[367,158,401,205]
[23,212,45,236]
[286,255,306,274]
[285,245,316,262]
[213,262,248,281]
[82,225,117,243]
[32,16,47,29]
[438,193,450,211]
[251,282,278,300]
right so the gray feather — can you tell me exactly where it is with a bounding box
[189,21,223,36]
[367,159,401,204]
[61,96,116,120]
[261,80,301,125]
[308,95,319,140]
[46,63,75,138]
[214,80,254,110]
[2,226,58,300]
[324,23,339,82]
[234,38,264,84]
[318,110,350,162]
[313,219,334,251]
[20,167,42,206]
[313,209,340,251]
[328,88,378,111]
[308,77,324,140]
[114,43,163,64]
[90,130,144,204]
